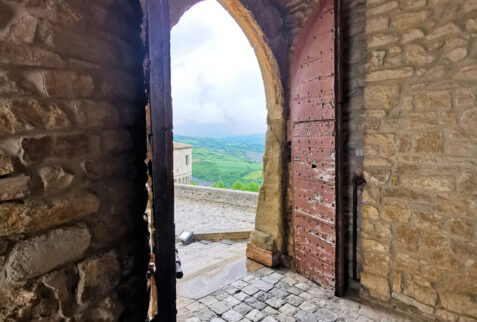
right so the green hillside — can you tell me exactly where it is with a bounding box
[174,135,264,188]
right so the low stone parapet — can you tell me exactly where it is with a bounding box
[174,184,258,209]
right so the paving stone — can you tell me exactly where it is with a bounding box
[200,240,212,244]
[245,309,265,322]
[265,297,285,309]
[222,309,243,322]
[209,301,230,315]
[244,296,267,310]
[243,275,259,283]
[287,287,301,295]
[279,303,298,315]
[276,314,297,322]
[198,308,218,320]
[211,318,226,322]
[251,279,274,292]
[299,300,317,312]
[281,277,297,286]
[242,285,259,296]
[262,275,280,285]
[239,319,252,322]
[315,308,338,322]
[234,291,249,301]
[275,281,290,291]
[269,288,289,299]
[294,310,319,322]
[185,318,200,322]
[258,267,274,275]
[221,239,235,245]
[269,272,284,280]
[232,280,249,288]
[199,295,217,306]
[262,306,279,316]
[294,282,310,291]
[234,302,253,315]
[308,286,327,297]
[213,290,230,301]
[254,291,273,302]
[224,286,240,295]
[298,292,314,300]
[262,317,279,322]
[224,295,241,307]
[284,294,305,307]
[186,301,207,312]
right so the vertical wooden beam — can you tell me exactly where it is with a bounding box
[148,0,176,319]
[334,0,345,297]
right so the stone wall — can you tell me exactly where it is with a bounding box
[175,184,258,209]
[0,0,149,321]
[361,0,477,320]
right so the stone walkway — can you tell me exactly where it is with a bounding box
[176,242,413,322]
[175,197,255,235]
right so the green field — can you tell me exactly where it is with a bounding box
[174,135,264,188]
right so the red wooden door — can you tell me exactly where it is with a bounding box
[291,0,343,293]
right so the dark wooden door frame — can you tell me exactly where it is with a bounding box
[334,0,345,298]
[148,0,177,320]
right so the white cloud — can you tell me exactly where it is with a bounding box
[171,0,266,137]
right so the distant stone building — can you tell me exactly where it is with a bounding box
[173,142,192,184]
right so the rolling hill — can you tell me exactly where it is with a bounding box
[174,134,265,188]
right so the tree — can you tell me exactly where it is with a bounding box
[232,181,242,190]
[217,181,224,188]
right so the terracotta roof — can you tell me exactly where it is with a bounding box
[173,142,192,150]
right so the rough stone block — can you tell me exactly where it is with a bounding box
[362,252,390,276]
[0,175,30,201]
[361,272,390,301]
[445,218,473,239]
[401,176,454,192]
[2,225,91,281]
[6,14,37,43]
[77,250,121,303]
[0,99,71,136]
[440,292,477,317]
[0,42,66,68]
[367,34,398,48]
[381,202,411,223]
[366,16,389,33]
[364,85,400,109]
[37,70,94,98]
[403,280,437,306]
[367,2,398,16]
[0,191,100,236]
[366,67,414,82]
[0,156,14,176]
[415,91,452,111]
[39,165,74,192]
[404,44,436,65]
[412,211,443,230]
[392,11,428,30]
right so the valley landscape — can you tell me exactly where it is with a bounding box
[174,134,264,191]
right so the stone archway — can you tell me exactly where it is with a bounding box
[170,0,289,266]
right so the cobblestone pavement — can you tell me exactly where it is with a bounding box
[176,242,412,322]
[175,197,255,235]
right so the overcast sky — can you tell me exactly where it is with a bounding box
[171,0,266,138]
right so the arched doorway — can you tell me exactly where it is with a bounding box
[147,0,288,318]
